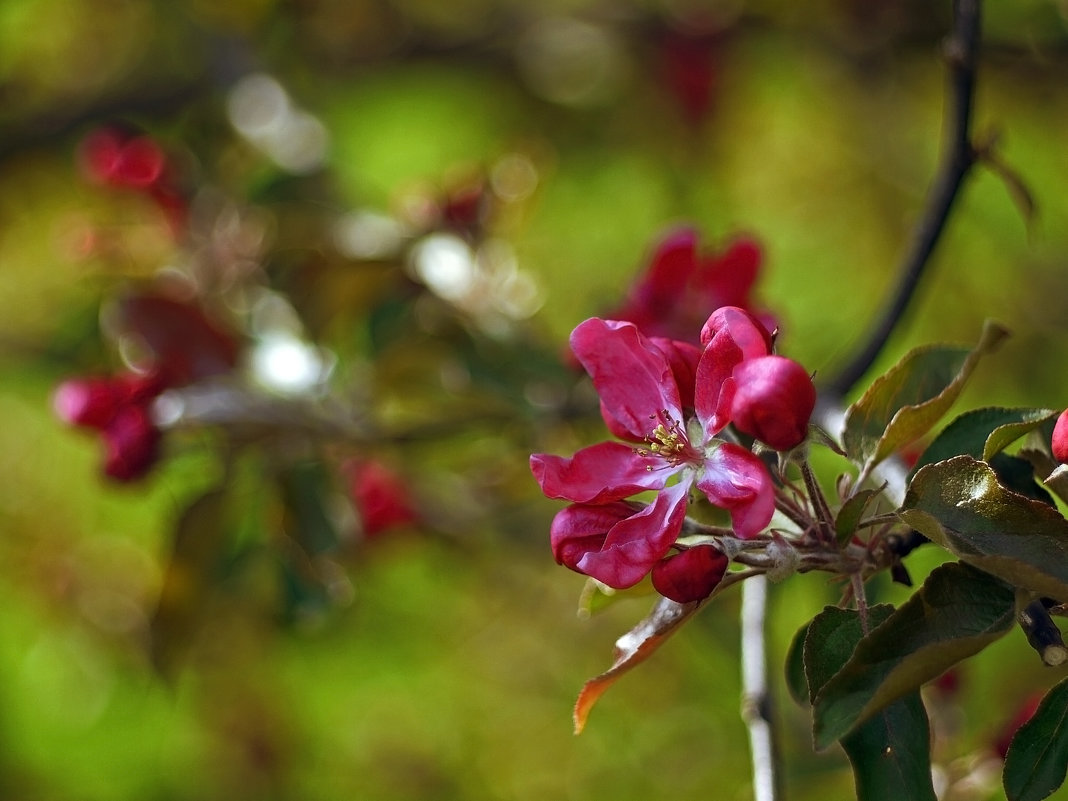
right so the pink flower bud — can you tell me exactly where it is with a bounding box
[347,460,419,538]
[1052,409,1068,463]
[114,136,166,188]
[53,377,121,428]
[729,355,815,451]
[651,544,728,603]
[102,405,160,481]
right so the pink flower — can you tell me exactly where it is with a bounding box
[53,292,239,481]
[1052,409,1068,464]
[346,460,419,538]
[77,127,188,234]
[53,372,166,482]
[531,315,774,589]
[609,228,775,346]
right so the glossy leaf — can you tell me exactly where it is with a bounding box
[842,321,1008,471]
[913,407,1058,475]
[1004,678,1068,801]
[573,596,700,734]
[900,456,1068,600]
[804,605,936,801]
[812,562,1015,749]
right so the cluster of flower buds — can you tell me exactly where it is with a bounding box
[532,304,815,603]
[53,293,240,481]
[78,126,188,233]
[53,371,166,481]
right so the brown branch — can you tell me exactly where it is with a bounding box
[827,0,982,397]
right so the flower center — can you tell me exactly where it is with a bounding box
[635,410,696,467]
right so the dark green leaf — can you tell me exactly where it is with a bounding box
[899,456,1068,601]
[805,605,894,704]
[835,488,881,545]
[279,461,340,556]
[785,620,811,706]
[804,606,936,801]
[989,453,1055,507]
[913,407,1058,476]
[813,562,1015,749]
[843,321,1008,472]
[841,696,936,801]
[1004,678,1068,801]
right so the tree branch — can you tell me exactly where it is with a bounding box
[827,0,982,397]
[741,576,780,801]
[1018,599,1068,667]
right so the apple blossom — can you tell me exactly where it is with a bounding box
[531,316,774,589]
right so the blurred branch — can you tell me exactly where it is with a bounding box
[740,576,780,801]
[827,0,982,397]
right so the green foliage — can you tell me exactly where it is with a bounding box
[1004,678,1068,801]
[811,562,1016,749]
[900,456,1068,600]
[842,321,1009,474]
[913,406,1059,473]
[802,606,937,801]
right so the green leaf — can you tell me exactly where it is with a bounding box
[841,697,936,801]
[279,461,340,556]
[913,407,1059,475]
[1004,678,1068,801]
[899,456,1068,600]
[843,321,1009,472]
[812,562,1015,749]
[835,488,881,545]
[785,621,811,706]
[804,606,936,801]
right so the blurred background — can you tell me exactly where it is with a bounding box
[2,0,1068,798]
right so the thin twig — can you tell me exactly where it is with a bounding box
[741,576,780,801]
[1018,599,1068,667]
[826,0,983,397]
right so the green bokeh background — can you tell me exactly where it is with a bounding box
[2,1,1067,799]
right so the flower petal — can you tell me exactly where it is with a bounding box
[576,481,690,588]
[696,442,774,538]
[570,318,682,439]
[650,337,701,411]
[550,501,635,575]
[695,306,773,432]
[530,441,670,504]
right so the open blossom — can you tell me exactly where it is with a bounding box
[608,228,775,346]
[531,314,775,589]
